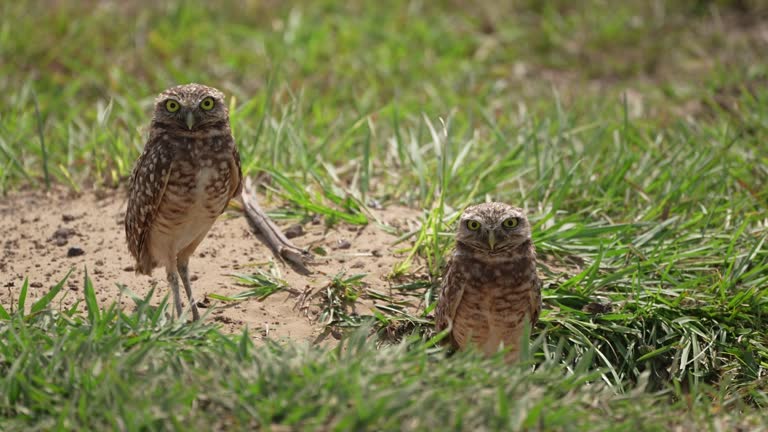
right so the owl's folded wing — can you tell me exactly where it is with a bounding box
[124,138,174,273]
[229,141,243,200]
[434,257,466,347]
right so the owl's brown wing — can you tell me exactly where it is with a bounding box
[435,255,466,348]
[229,139,243,200]
[124,137,174,274]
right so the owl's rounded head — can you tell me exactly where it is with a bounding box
[456,202,531,253]
[152,83,228,131]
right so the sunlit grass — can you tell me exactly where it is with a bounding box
[1,274,765,430]
[1,0,767,429]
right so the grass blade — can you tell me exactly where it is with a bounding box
[83,267,100,323]
[30,268,73,314]
[31,88,50,190]
[17,277,28,317]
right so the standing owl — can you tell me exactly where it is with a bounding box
[435,202,542,362]
[125,83,242,321]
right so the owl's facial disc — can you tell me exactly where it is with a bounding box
[158,98,223,131]
[456,215,530,255]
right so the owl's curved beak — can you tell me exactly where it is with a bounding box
[185,111,196,130]
[487,231,496,251]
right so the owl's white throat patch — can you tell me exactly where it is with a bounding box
[455,247,523,264]
[192,164,224,203]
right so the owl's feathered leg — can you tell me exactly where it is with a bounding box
[178,260,200,321]
[166,269,184,319]
[503,345,521,364]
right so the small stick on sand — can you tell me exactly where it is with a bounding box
[239,177,313,274]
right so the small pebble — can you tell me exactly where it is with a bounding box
[334,239,351,250]
[582,302,612,314]
[367,199,383,210]
[67,247,85,257]
[51,227,76,246]
[284,223,305,239]
[52,227,76,239]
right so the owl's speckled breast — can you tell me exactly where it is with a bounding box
[147,134,237,268]
[451,251,538,358]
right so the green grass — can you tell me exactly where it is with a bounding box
[1,277,765,430]
[1,0,768,429]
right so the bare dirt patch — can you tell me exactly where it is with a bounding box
[0,187,423,343]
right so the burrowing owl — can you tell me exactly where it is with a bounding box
[435,202,542,362]
[125,83,242,321]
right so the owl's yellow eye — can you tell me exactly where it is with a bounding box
[466,220,481,231]
[503,217,519,228]
[199,97,215,111]
[165,100,180,113]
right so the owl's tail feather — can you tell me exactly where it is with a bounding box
[134,252,156,276]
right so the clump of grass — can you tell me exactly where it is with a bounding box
[315,272,369,328]
[209,262,290,302]
[261,168,369,227]
[2,274,766,430]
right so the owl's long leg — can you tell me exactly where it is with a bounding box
[178,259,200,321]
[166,269,184,319]
[177,234,207,322]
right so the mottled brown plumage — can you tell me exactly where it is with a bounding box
[435,202,542,362]
[125,83,242,321]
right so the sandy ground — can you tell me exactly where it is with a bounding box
[0,187,423,344]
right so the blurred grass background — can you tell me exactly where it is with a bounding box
[2,0,767,191]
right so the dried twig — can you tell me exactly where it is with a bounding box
[240,177,313,274]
